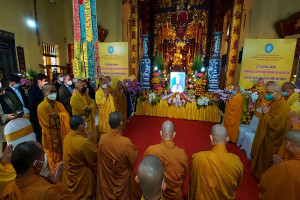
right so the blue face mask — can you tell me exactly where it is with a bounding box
[13,84,20,89]
[232,91,237,95]
[265,93,274,101]
[91,81,95,84]
[281,92,288,96]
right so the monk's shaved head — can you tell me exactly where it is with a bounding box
[282,82,295,90]
[138,155,164,200]
[266,81,276,87]
[161,121,175,140]
[11,141,44,174]
[285,130,300,148]
[75,80,84,89]
[211,124,228,144]
[42,83,56,93]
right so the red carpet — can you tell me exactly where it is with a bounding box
[123,115,258,200]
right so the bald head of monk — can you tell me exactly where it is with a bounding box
[136,155,165,200]
[109,111,123,132]
[266,83,282,101]
[266,81,276,87]
[11,141,45,177]
[42,83,57,102]
[281,82,295,98]
[160,120,176,141]
[233,86,240,93]
[210,124,229,146]
[75,81,87,95]
[284,130,300,157]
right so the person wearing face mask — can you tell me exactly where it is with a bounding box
[37,84,70,173]
[53,73,63,101]
[251,83,291,180]
[2,141,77,200]
[86,78,96,100]
[281,82,300,117]
[224,86,243,143]
[63,115,97,200]
[136,155,165,200]
[28,73,48,143]
[70,81,97,144]
[105,76,114,95]
[58,75,73,116]
[6,74,29,110]
[96,77,115,135]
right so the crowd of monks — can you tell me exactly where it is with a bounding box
[0,74,300,200]
[224,78,300,199]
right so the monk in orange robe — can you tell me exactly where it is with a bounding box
[137,155,165,200]
[0,145,15,197]
[63,115,97,200]
[143,120,188,200]
[258,129,300,200]
[255,80,274,110]
[70,81,97,144]
[37,84,70,172]
[2,141,77,200]
[281,82,300,116]
[224,86,243,143]
[97,111,140,200]
[114,81,127,129]
[96,78,115,135]
[251,83,291,180]
[188,124,244,200]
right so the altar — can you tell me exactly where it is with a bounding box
[136,99,221,123]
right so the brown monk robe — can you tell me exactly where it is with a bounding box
[259,130,300,200]
[114,81,127,129]
[251,83,291,180]
[188,125,244,200]
[63,115,97,200]
[37,83,70,172]
[97,111,141,200]
[224,86,243,143]
[255,81,275,112]
[143,121,188,200]
[137,155,165,200]
[2,141,77,200]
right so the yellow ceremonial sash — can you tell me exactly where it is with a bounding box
[5,125,34,142]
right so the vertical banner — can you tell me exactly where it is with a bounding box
[239,39,297,89]
[72,0,99,79]
[99,42,129,87]
[130,0,138,77]
[225,0,243,87]
[16,46,26,73]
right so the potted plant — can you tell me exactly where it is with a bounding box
[191,54,203,73]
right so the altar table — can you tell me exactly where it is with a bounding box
[136,99,221,123]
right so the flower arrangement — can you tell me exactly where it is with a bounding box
[195,78,207,97]
[20,78,32,88]
[162,92,192,108]
[241,111,252,125]
[127,79,142,96]
[27,68,38,81]
[148,92,161,106]
[197,97,210,109]
[212,89,233,112]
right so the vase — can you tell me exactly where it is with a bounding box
[208,32,223,93]
[140,35,151,90]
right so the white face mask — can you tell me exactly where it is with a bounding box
[84,122,87,129]
[59,77,64,82]
[125,83,129,87]
[47,93,57,101]
[39,153,50,177]
[102,84,107,89]
[74,78,78,83]
[109,81,112,86]
[67,80,73,86]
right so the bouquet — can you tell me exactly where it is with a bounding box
[197,97,210,109]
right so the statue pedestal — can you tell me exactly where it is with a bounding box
[208,32,223,93]
[140,35,151,90]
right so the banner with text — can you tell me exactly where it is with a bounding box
[99,42,128,87]
[239,39,297,89]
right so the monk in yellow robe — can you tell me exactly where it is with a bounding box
[281,82,300,116]
[63,115,97,200]
[251,83,291,180]
[37,83,70,172]
[96,78,115,135]
[0,145,15,197]
[259,130,300,200]
[143,121,188,200]
[137,155,165,200]
[224,86,243,143]
[105,76,114,95]
[2,141,77,200]
[97,111,140,200]
[188,124,244,200]
[70,81,97,144]
[114,81,127,129]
